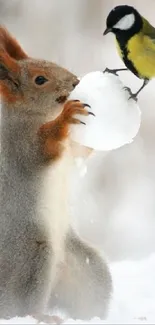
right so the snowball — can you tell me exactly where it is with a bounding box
[69,71,141,151]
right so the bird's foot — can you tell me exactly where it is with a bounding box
[128,93,138,102]
[103,68,119,76]
[123,86,138,102]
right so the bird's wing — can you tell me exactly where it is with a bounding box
[143,18,155,42]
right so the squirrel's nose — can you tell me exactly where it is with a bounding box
[72,79,79,89]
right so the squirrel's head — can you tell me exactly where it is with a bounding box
[0,26,79,119]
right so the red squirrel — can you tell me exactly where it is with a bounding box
[0,26,112,322]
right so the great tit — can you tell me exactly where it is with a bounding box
[103,5,155,99]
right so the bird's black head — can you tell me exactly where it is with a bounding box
[103,5,143,39]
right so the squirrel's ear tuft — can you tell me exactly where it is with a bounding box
[0,50,21,103]
[0,26,26,103]
[0,50,20,75]
[0,25,28,60]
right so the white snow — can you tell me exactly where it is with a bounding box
[69,72,141,151]
[1,254,155,324]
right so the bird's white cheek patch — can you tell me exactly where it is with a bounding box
[114,13,135,30]
[69,71,141,151]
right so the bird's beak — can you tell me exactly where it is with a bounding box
[103,28,112,35]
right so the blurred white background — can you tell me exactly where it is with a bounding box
[2,0,155,262]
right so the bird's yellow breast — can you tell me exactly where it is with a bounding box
[115,32,155,79]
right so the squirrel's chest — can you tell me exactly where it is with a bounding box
[37,151,71,254]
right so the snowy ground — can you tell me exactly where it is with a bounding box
[1,253,155,324]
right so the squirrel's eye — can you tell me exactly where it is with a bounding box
[35,76,48,85]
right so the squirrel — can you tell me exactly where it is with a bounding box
[0,26,112,322]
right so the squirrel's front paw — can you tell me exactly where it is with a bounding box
[61,100,95,125]
[37,100,95,161]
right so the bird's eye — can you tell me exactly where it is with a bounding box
[35,76,48,85]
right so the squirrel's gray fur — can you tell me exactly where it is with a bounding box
[0,25,112,321]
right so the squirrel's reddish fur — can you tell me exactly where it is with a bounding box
[0,25,88,161]
[0,26,27,102]
[0,26,28,60]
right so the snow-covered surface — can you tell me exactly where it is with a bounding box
[70,72,141,151]
[1,254,155,324]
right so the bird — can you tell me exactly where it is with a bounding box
[103,5,155,100]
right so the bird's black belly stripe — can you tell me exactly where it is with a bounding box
[116,36,141,79]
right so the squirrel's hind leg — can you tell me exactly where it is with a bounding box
[49,229,112,320]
